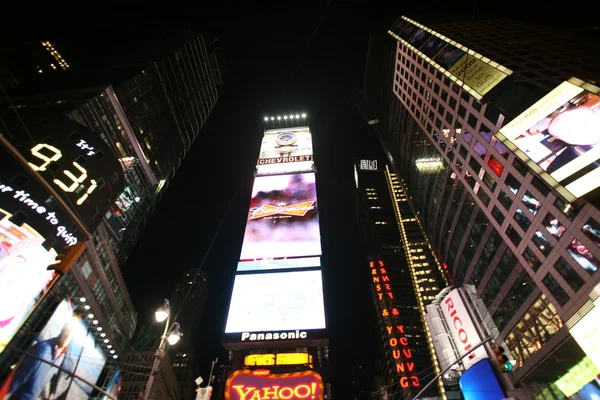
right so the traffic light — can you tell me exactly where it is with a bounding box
[47,242,87,275]
[492,345,515,373]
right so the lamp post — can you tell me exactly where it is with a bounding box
[142,299,181,400]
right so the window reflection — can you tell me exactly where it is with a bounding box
[543,213,565,239]
[567,238,599,273]
[533,231,553,256]
[522,191,541,215]
[582,218,600,248]
[514,208,531,231]
[505,294,563,368]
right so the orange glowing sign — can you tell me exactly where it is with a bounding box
[226,370,323,400]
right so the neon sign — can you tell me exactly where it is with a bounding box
[370,260,421,389]
[226,370,323,400]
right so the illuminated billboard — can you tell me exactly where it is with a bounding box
[224,270,326,334]
[389,16,512,100]
[0,298,107,399]
[458,359,505,400]
[225,370,323,400]
[237,172,322,272]
[256,127,314,176]
[0,208,57,356]
[496,78,600,201]
[440,289,487,370]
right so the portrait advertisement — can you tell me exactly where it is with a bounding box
[0,208,57,355]
[0,298,107,399]
[239,173,321,264]
[510,91,600,175]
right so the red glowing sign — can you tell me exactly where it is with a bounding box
[225,370,323,400]
[369,260,421,389]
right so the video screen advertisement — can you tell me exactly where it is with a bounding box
[0,298,107,399]
[237,172,322,272]
[458,359,505,400]
[389,16,512,100]
[225,370,323,400]
[256,127,314,176]
[0,208,58,357]
[496,78,600,202]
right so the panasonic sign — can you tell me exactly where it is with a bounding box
[241,330,309,341]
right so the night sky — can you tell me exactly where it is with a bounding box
[10,0,595,397]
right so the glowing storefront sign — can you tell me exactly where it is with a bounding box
[370,260,421,389]
[440,289,487,370]
[496,78,600,201]
[225,370,323,400]
[244,353,312,367]
[569,294,600,371]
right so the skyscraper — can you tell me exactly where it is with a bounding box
[354,158,450,400]
[355,14,600,400]
[0,32,222,397]
[221,115,331,400]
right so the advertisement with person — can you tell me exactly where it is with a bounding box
[237,172,322,271]
[256,128,313,175]
[497,79,600,199]
[0,208,57,356]
[0,298,107,399]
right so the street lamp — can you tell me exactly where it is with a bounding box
[143,299,182,400]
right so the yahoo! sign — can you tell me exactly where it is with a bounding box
[441,289,487,370]
[226,370,323,400]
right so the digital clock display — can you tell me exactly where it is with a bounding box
[2,116,124,234]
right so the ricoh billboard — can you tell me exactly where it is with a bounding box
[496,77,600,202]
[237,172,322,272]
[256,127,314,176]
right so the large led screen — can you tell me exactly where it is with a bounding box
[458,359,505,400]
[0,298,106,399]
[0,208,57,356]
[496,79,600,201]
[237,172,322,272]
[389,16,512,100]
[256,127,314,175]
[224,270,326,333]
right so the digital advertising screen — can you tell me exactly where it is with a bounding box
[389,16,512,100]
[256,127,314,176]
[237,172,322,272]
[0,208,57,356]
[225,370,323,400]
[0,298,107,399]
[1,115,125,234]
[496,78,600,201]
[224,270,326,334]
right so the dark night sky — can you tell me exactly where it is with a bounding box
[9,0,596,397]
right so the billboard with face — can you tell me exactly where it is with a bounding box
[224,270,326,333]
[256,127,314,175]
[0,298,106,399]
[496,78,600,201]
[0,208,57,356]
[237,172,321,272]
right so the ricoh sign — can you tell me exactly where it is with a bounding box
[440,289,487,370]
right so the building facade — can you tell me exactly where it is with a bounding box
[119,350,180,400]
[355,15,600,400]
[0,32,222,396]
[354,159,451,400]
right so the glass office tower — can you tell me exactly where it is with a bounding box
[355,15,600,400]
